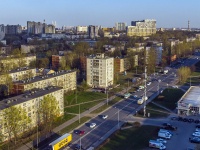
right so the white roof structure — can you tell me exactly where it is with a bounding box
[178,86,200,106]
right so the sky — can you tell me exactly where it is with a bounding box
[1,0,200,28]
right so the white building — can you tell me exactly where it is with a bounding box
[115,22,127,31]
[177,86,200,116]
[76,26,88,33]
[86,53,114,88]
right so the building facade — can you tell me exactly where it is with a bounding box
[86,53,114,88]
[12,70,76,94]
[5,25,22,35]
[127,19,156,37]
[76,26,88,33]
[88,25,99,39]
[0,87,64,141]
[114,58,124,73]
[115,22,127,31]
[52,55,65,70]
[27,21,55,34]
[0,24,5,40]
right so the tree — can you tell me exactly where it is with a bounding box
[58,56,67,71]
[80,79,89,91]
[147,48,157,74]
[39,95,60,134]
[178,66,191,83]
[3,106,31,144]
[36,58,49,68]
[0,73,13,96]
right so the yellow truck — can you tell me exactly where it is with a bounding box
[49,133,72,150]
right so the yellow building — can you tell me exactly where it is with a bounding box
[0,87,64,141]
[127,19,156,37]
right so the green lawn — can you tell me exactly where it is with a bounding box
[153,88,184,110]
[99,125,159,150]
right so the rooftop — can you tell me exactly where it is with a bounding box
[0,67,35,75]
[14,70,76,85]
[0,86,63,111]
[178,86,200,106]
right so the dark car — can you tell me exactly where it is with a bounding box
[177,116,183,121]
[196,125,200,128]
[164,125,177,131]
[195,120,200,124]
[74,144,83,150]
[189,137,200,143]
[188,118,194,123]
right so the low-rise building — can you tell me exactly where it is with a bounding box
[12,70,76,94]
[177,86,200,116]
[0,86,64,141]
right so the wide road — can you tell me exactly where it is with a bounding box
[69,53,200,150]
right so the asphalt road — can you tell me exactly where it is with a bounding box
[68,53,200,150]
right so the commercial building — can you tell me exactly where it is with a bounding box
[12,70,76,94]
[177,86,200,116]
[27,21,55,34]
[86,53,114,88]
[115,22,127,31]
[0,86,64,141]
[88,25,99,39]
[127,19,156,37]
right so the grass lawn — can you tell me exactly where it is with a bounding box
[99,125,159,150]
[137,102,170,118]
[153,88,184,110]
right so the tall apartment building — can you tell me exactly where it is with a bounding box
[86,53,114,88]
[12,70,76,94]
[127,19,156,37]
[76,26,88,33]
[115,22,127,31]
[27,21,55,34]
[0,24,5,40]
[88,25,99,39]
[5,25,22,35]
[0,86,64,141]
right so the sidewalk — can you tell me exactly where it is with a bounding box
[17,89,128,150]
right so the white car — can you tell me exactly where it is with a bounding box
[102,115,108,119]
[192,132,200,137]
[90,123,96,128]
[133,95,138,98]
[147,82,151,86]
[156,138,167,144]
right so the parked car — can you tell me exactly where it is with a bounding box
[189,137,200,143]
[102,115,108,119]
[133,95,138,98]
[192,132,200,137]
[156,138,167,144]
[74,144,83,150]
[90,123,96,128]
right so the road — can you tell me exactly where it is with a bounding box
[68,53,200,150]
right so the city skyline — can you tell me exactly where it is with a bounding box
[1,0,200,28]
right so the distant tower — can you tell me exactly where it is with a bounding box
[188,20,190,31]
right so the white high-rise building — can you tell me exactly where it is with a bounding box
[86,53,114,88]
[115,22,127,31]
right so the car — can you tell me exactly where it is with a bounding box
[196,125,200,128]
[194,120,200,124]
[102,115,108,119]
[192,132,200,137]
[188,118,194,123]
[163,125,177,131]
[74,144,83,150]
[147,82,151,85]
[133,95,138,98]
[189,137,200,143]
[156,138,167,144]
[90,123,96,128]
[79,130,85,135]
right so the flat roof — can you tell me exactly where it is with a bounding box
[179,86,200,106]
[14,70,76,85]
[0,67,35,75]
[0,86,63,111]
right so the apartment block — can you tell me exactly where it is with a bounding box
[0,24,5,40]
[114,57,124,73]
[0,68,36,84]
[88,25,99,39]
[127,19,156,37]
[86,53,114,88]
[0,55,36,71]
[5,25,22,35]
[76,26,88,33]
[12,70,76,94]
[27,21,55,34]
[0,86,64,141]
[115,22,127,31]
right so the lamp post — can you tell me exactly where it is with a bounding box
[106,88,109,105]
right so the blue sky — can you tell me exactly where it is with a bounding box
[1,0,200,28]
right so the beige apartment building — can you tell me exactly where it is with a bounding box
[127,19,156,37]
[0,68,36,84]
[87,53,114,88]
[0,87,64,141]
[0,55,36,71]
[12,70,76,94]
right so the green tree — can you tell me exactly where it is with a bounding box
[147,48,157,74]
[39,95,60,134]
[178,66,191,83]
[0,73,13,96]
[58,56,67,70]
[3,106,31,144]
[36,58,49,68]
[80,79,89,91]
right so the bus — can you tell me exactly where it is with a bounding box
[124,93,131,99]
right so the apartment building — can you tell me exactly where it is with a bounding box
[5,25,22,35]
[0,24,5,40]
[52,55,65,70]
[0,55,36,71]
[12,70,76,94]
[86,53,114,88]
[115,22,127,31]
[0,68,36,84]
[76,26,88,33]
[88,25,99,39]
[27,21,55,34]
[127,19,156,37]
[114,57,124,73]
[0,86,64,141]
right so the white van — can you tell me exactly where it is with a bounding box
[158,132,171,139]
[149,140,166,150]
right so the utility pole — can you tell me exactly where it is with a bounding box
[143,66,147,117]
